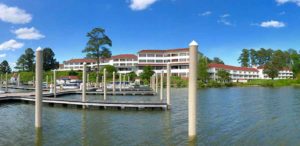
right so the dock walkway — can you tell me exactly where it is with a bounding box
[0,90,167,110]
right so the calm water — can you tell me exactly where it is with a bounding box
[1,87,300,145]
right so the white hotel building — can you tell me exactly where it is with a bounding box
[59,48,293,80]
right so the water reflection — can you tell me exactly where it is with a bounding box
[81,110,88,146]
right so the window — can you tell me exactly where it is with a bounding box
[156,54,163,57]
[147,54,155,57]
[113,59,119,61]
[156,60,163,63]
[139,54,146,57]
[148,60,155,63]
[139,60,146,63]
[180,53,187,56]
[120,59,125,61]
[179,59,186,62]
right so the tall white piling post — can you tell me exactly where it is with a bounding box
[188,40,198,140]
[53,70,57,98]
[155,73,158,93]
[112,71,116,94]
[46,75,48,88]
[35,47,43,128]
[82,62,87,109]
[87,73,90,88]
[96,76,99,88]
[119,73,122,91]
[167,63,171,109]
[17,74,20,87]
[123,74,126,89]
[103,68,107,100]
[5,72,8,92]
[128,75,130,83]
[160,70,163,101]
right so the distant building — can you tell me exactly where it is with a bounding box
[59,54,138,74]
[208,63,259,82]
[137,48,189,77]
[208,63,293,82]
[59,49,294,80]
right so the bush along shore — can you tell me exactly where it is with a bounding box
[3,71,300,88]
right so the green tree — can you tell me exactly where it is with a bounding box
[249,49,257,66]
[0,60,11,73]
[264,62,279,80]
[15,48,35,72]
[140,66,154,83]
[128,71,137,81]
[43,48,59,71]
[15,54,26,71]
[238,48,250,67]
[68,70,78,76]
[100,65,117,78]
[210,57,224,64]
[216,69,231,83]
[198,56,209,83]
[83,27,112,83]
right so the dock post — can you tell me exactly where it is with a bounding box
[87,73,90,88]
[17,74,20,87]
[53,70,57,98]
[103,68,107,100]
[5,72,8,92]
[188,40,198,140]
[155,73,158,93]
[167,63,171,109]
[35,47,43,128]
[119,73,122,91]
[128,75,130,83]
[113,71,116,94]
[46,75,48,88]
[160,70,163,101]
[96,76,99,88]
[82,62,87,109]
[123,74,126,90]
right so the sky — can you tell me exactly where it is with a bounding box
[0,0,300,69]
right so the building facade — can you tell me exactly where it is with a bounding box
[137,48,189,77]
[59,48,293,80]
[59,54,138,74]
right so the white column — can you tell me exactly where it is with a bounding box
[82,62,87,109]
[123,74,126,89]
[35,47,43,128]
[119,73,122,91]
[103,68,107,100]
[112,71,116,94]
[155,73,158,93]
[17,74,20,87]
[5,72,8,92]
[188,40,198,139]
[160,70,163,101]
[166,63,171,108]
[53,70,57,98]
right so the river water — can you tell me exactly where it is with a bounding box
[1,87,300,145]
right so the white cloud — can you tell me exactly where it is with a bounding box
[276,0,300,6]
[129,0,158,11]
[220,14,230,18]
[200,11,212,16]
[0,54,6,58]
[260,20,286,28]
[12,27,45,40]
[218,14,233,26]
[0,39,24,51]
[0,3,32,24]
[279,11,286,15]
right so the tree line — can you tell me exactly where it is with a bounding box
[238,48,300,79]
[12,48,59,73]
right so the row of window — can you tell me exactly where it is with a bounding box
[138,53,189,57]
[139,58,188,63]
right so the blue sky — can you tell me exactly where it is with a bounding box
[0,0,300,69]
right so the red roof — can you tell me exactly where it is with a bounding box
[111,54,137,60]
[65,54,137,63]
[208,63,259,72]
[138,48,189,53]
[65,58,96,63]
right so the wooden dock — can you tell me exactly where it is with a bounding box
[0,91,167,111]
